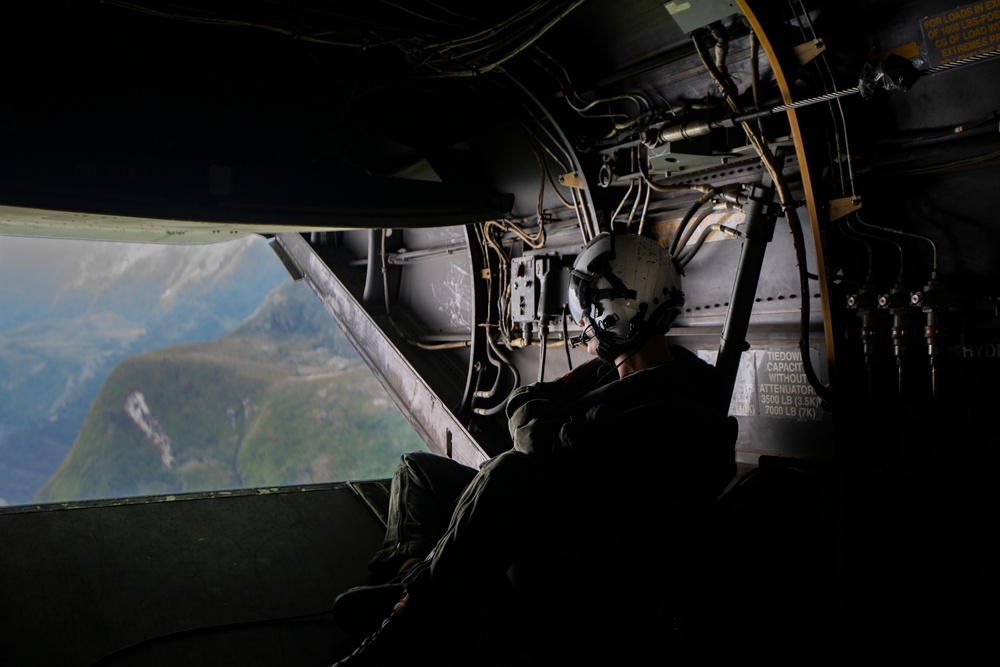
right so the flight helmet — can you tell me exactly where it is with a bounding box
[567,231,684,363]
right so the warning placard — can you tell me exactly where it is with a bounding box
[698,347,826,422]
[755,349,825,421]
[921,1,1000,66]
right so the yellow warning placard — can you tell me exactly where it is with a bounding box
[921,1,1000,66]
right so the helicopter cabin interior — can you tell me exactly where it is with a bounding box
[1,0,998,664]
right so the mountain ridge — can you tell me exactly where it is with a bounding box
[0,235,293,505]
[33,281,426,504]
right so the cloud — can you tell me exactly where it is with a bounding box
[25,234,264,305]
[158,237,257,306]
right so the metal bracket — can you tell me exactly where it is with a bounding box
[559,171,585,189]
[828,196,862,222]
[794,39,826,66]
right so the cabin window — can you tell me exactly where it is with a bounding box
[0,234,427,508]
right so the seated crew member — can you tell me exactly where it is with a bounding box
[331,231,738,666]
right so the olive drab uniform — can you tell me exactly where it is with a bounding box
[367,345,737,664]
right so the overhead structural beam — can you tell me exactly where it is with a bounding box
[0,172,515,237]
[274,232,489,470]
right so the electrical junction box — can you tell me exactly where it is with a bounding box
[511,255,538,324]
[510,254,571,324]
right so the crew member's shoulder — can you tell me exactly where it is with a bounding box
[666,344,707,365]
[642,344,726,395]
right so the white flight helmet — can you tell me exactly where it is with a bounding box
[568,231,684,363]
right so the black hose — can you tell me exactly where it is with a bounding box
[475,330,505,401]
[538,326,548,383]
[678,224,720,268]
[562,306,574,371]
[669,193,713,257]
[673,201,720,258]
[474,335,520,416]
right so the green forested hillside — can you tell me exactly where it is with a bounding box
[236,365,426,487]
[34,283,427,503]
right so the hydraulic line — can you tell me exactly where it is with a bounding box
[627,178,646,231]
[693,29,831,404]
[737,47,1000,121]
[636,178,653,235]
[678,215,741,269]
[787,0,856,199]
[524,125,576,210]
[841,216,893,404]
[677,223,721,269]
[644,46,1000,169]
[672,200,729,258]
[636,141,716,198]
[669,192,715,257]
[474,334,520,416]
[610,179,638,230]
[570,187,591,246]
[475,327,506,401]
[562,305,574,371]
[851,213,942,400]
[853,215,938,284]
[747,18,761,112]
[362,229,382,306]
[538,323,548,382]
[526,108,595,243]
[887,280,914,399]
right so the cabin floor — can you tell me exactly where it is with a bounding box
[4,459,853,666]
[0,481,397,667]
[11,454,986,662]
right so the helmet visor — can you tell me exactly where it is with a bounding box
[567,269,591,325]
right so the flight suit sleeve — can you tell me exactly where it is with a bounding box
[506,387,565,458]
[508,399,626,460]
[506,358,617,459]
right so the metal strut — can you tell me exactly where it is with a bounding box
[714,172,779,408]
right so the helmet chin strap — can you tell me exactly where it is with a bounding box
[594,327,650,365]
[567,323,624,367]
[596,335,653,374]
[596,338,617,365]
[594,303,662,364]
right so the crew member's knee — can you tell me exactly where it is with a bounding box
[482,449,533,472]
[399,451,427,470]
